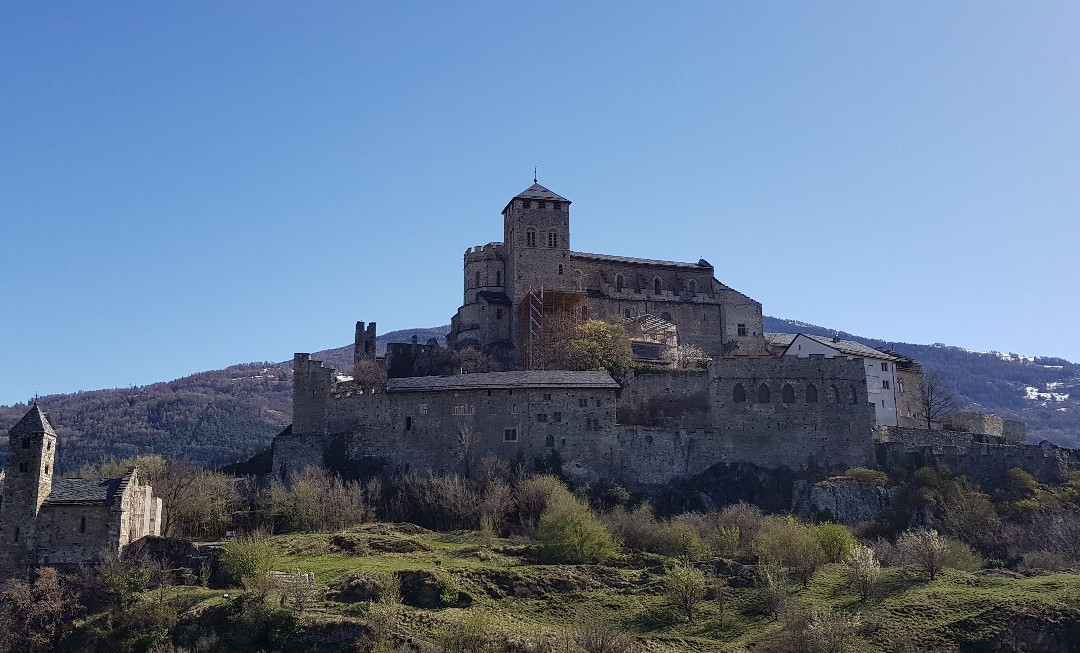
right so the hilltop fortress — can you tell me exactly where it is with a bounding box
[271,182,1076,492]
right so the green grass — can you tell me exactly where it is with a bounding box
[155,524,1080,652]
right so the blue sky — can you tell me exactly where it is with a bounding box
[1,2,1078,405]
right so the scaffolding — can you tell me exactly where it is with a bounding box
[518,286,588,369]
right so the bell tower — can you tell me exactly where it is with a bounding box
[0,403,57,575]
[502,181,574,303]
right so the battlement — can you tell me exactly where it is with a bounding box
[464,242,504,261]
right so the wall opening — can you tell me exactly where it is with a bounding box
[806,383,818,403]
[782,384,796,403]
[757,384,771,403]
[615,274,624,292]
[733,383,746,403]
[829,385,840,404]
[653,277,662,294]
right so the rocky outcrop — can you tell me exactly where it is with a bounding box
[792,477,898,525]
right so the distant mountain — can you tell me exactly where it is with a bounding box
[0,326,449,472]
[1,320,1075,472]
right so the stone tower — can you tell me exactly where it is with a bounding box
[502,182,575,303]
[354,321,377,371]
[0,404,57,575]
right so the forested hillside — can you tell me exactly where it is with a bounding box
[1,319,1076,472]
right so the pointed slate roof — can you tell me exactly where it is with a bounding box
[9,404,56,437]
[504,182,570,211]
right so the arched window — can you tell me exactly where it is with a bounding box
[660,311,672,322]
[615,274,624,292]
[782,383,796,403]
[548,231,558,248]
[849,385,859,404]
[545,434,554,448]
[806,383,818,403]
[688,279,696,294]
[757,383,771,403]
[496,270,502,286]
[624,308,631,318]
[654,277,662,294]
[733,383,746,403]
[526,229,537,247]
[829,385,840,404]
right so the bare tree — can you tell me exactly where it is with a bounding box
[920,371,958,429]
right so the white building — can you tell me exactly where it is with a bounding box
[769,333,904,427]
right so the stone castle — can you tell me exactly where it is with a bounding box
[270,182,1076,490]
[0,405,162,577]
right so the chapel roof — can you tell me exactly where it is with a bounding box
[8,404,56,437]
[387,370,619,393]
[44,477,124,506]
[570,251,713,270]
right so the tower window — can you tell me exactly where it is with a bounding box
[80,516,87,533]
[496,308,503,319]
[806,383,819,403]
[504,428,518,442]
[737,323,748,336]
[475,271,480,287]
[13,527,19,543]
[614,274,623,292]
[733,383,746,403]
[849,386,858,404]
[548,231,558,248]
[829,385,840,404]
[19,462,28,473]
[558,264,564,275]
[496,270,502,285]
[405,416,413,431]
[21,438,29,449]
[624,309,631,318]
[526,229,537,247]
[546,434,555,447]
[688,280,696,294]
[653,277,662,294]
[782,384,796,403]
[757,384,771,403]
[537,413,548,422]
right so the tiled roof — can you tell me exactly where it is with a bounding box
[764,333,797,348]
[44,477,123,506]
[9,404,56,437]
[775,333,904,362]
[513,183,569,203]
[477,291,512,305]
[570,252,712,270]
[387,370,619,393]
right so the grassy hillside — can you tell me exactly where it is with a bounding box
[64,523,1080,652]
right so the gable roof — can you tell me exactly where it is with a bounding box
[570,251,712,270]
[780,333,903,362]
[44,477,124,506]
[387,370,619,393]
[9,404,56,437]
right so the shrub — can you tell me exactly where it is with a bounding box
[942,538,983,572]
[897,528,948,580]
[843,544,881,601]
[756,563,789,620]
[536,489,618,564]
[515,474,567,535]
[663,564,707,624]
[572,613,637,653]
[718,502,765,552]
[789,528,827,588]
[222,535,277,597]
[754,515,826,587]
[0,568,80,653]
[843,468,888,487]
[812,523,856,563]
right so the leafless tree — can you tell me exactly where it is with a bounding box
[920,371,958,429]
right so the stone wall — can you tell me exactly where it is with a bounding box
[875,427,1078,485]
[36,504,112,566]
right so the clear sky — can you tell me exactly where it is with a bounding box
[2,2,1078,405]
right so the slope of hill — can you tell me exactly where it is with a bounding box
[0,326,449,472]
[1,320,1075,471]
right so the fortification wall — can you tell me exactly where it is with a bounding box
[875,439,1075,485]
